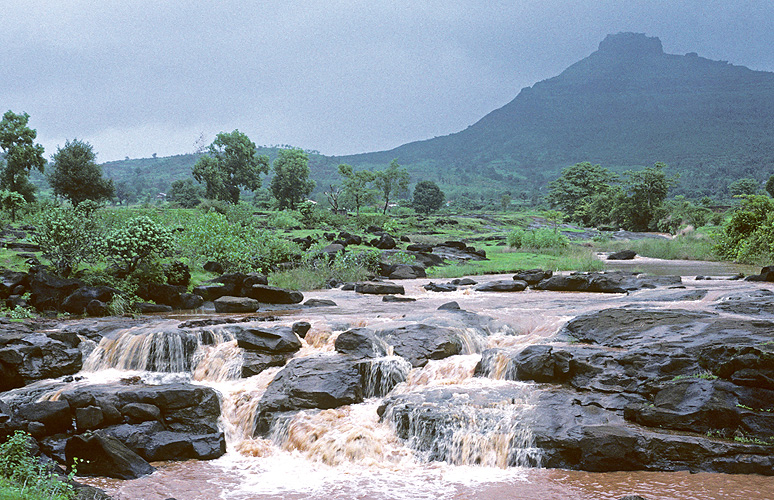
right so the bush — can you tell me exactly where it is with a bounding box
[265,210,301,229]
[102,216,174,275]
[507,228,569,249]
[714,195,774,263]
[33,204,102,276]
[0,431,74,500]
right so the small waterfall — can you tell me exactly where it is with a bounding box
[401,355,481,389]
[361,356,413,398]
[476,350,517,380]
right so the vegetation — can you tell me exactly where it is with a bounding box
[412,180,445,214]
[270,148,315,210]
[374,159,409,214]
[0,111,46,203]
[0,431,75,500]
[48,139,114,206]
[715,195,774,264]
[338,164,376,215]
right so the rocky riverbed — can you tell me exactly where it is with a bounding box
[2,267,774,499]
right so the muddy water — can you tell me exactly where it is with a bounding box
[75,268,774,500]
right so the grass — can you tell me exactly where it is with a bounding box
[427,244,603,279]
[596,233,720,261]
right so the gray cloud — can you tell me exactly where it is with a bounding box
[2,0,772,161]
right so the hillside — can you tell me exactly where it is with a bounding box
[102,33,774,201]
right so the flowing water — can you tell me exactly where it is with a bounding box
[59,266,774,499]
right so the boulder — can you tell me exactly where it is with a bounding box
[233,326,301,353]
[437,301,461,310]
[85,299,109,317]
[213,296,260,313]
[533,271,681,293]
[378,323,464,367]
[192,284,232,302]
[203,261,223,274]
[28,270,82,312]
[180,293,204,310]
[512,269,553,285]
[65,432,155,479]
[383,295,416,302]
[134,303,173,314]
[62,286,120,315]
[246,284,304,304]
[451,278,477,286]
[304,298,337,307]
[136,282,185,309]
[608,250,637,260]
[356,282,405,295]
[375,234,396,250]
[424,282,457,292]
[292,321,311,338]
[334,328,389,358]
[242,352,293,377]
[0,331,82,390]
[388,265,426,280]
[475,280,528,292]
[407,243,433,253]
[15,400,73,436]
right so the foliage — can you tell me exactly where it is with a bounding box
[500,193,512,212]
[48,139,114,206]
[714,195,774,263]
[0,191,25,222]
[546,162,617,225]
[617,163,679,231]
[374,159,410,214]
[507,228,569,249]
[0,431,74,500]
[412,180,445,214]
[167,179,204,208]
[270,148,315,210]
[600,234,719,261]
[102,216,174,275]
[33,204,102,276]
[338,164,376,215]
[658,195,714,233]
[728,177,760,196]
[270,247,380,290]
[192,130,269,203]
[766,175,774,198]
[0,111,45,202]
[266,210,301,229]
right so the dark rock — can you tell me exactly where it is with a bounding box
[0,270,29,299]
[440,241,467,250]
[388,265,426,280]
[715,289,774,317]
[475,280,528,292]
[745,265,774,282]
[608,250,637,260]
[65,432,155,479]
[240,273,269,294]
[85,299,109,317]
[334,328,389,358]
[450,278,477,286]
[437,301,461,310]
[214,296,260,313]
[28,270,82,311]
[121,402,161,424]
[203,261,223,274]
[0,331,82,390]
[400,235,410,242]
[304,298,337,307]
[534,271,681,293]
[134,303,173,314]
[378,323,463,367]
[179,293,204,310]
[136,282,185,309]
[423,282,457,292]
[233,326,301,353]
[375,234,396,250]
[242,352,293,377]
[62,286,120,315]
[16,400,72,436]
[321,243,346,256]
[355,282,405,295]
[292,321,311,338]
[512,269,553,285]
[246,284,304,304]
[383,295,416,302]
[75,406,104,431]
[407,243,433,252]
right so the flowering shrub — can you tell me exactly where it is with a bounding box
[102,216,174,275]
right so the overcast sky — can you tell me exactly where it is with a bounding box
[2,0,773,162]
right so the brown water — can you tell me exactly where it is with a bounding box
[69,264,774,500]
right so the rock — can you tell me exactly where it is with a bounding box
[321,243,346,256]
[375,234,396,250]
[192,284,232,302]
[378,323,464,367]
[180,293,204,310]
[136,282,185,309]
[75,406,104,431]
[304,298,337,307]
[0,331,82,390]
[15,400,73,436]
[441,240,467,250]
[134,303,173,314]
[512,269,553,285]
[355,282,405,295]
[475,280,528,292]
[254,354,367,434]
[65,432,155,479]
[437,301,461,310]
[0,270,29,299]
[121,402,161,424]
[292,321,311,338]
[608,250,637,260]
[407,243,433,252]
[745,265,774,282]
[233,326,301,353]
[334,328,389,358]
[388,265,426,280]
[451,278,477,286]
[533,271,681,293]
[242,352,293,377]
[715,289,774,317]
[240,273,269,294]
[213,296,260,313]
[400,235,410,242]
[28,270,82,312]
[383,295,416,302]
[246,284,304,304]
[424,282,457,292]
[62,286,119,315]
[203,261,223,274]
[85,299,109,317]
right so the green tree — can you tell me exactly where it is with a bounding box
[546,162,616,225]
[0,190,25,222]
[338,163,376,215]
[33,203,102,276]
[270,148,315,210]
[0,111,46,202]
[48,139,114,206]
[619,162,679,231]
[729,177,760,197]
[412,180,445,214]
[374,159,409,214]
[500,193,512,212]
[192,130,268,203]
[102,216,174,276]
[167,179,204,208]
[766,175,774,198]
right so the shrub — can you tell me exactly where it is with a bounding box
[507,228,569,249]
[714,195,774,263]
[266,210,301,229]
[33,204,102,276]
[102,216,174,275]
[0,431,75,499]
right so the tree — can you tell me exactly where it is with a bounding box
[500,193,512,212]
[167,179,204,208]
[0,190,25,222]
[546,162,616,225]
[412,180,445,214]
[113,181,135,205]
[338,164,376,215]
[729,177,760,197]
[619,162,679,231]
[192,130,268,204]
[48,139,114,206]
[0,111,46,202]
[374,159,409,214]
[270,148,315,210]
[766,175,774,198]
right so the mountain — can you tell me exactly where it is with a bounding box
[102,33,774,200]
[328,32,774,198]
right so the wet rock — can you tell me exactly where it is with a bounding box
[242,352,292,377]
[475,280,528,292]
[321,243,346,256]
[715,289,774,317]
[355,282,405,295]
[233,326,301,353]
[85,299,109,317]
[626,288,708,302]
[65,432,155,479]
[423,282,457,292]
[0,331,82,391]
[192,284,231,302]
[407,243,433,252]
[745,265,774,282]
[377,323,464,367]
[388,264,426,280]
[375,234,396,250]
[134,303,173,314]
[15,400,73,435]
[0,270,29,299]
[437,301,461,310]
[334,328,389,358]
[28,270,82,311]
[214,296,260,313]
[121,402,161,424]
[383,295,416,302]
[75,406,104,431]
[304,298,337,307]
[608,250,637,260]
[246,284,304,304]
[512,269,553,285]
[292,321,311,338]
[179,293,204,310]
[62,286,120,315]
[203,261,223,274]
[451,278,477,286]
[136,282,186,309]
[534,271,681,293]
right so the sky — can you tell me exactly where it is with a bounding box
[2,0,773,162]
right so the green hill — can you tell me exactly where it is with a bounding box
[101,33,774,202]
